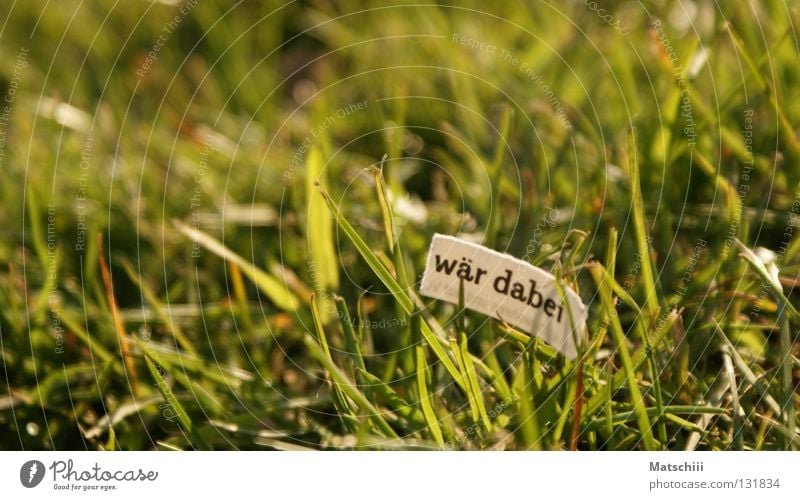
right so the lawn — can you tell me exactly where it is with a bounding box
[0,0,798,450]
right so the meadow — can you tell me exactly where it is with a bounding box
[0,0,798,450]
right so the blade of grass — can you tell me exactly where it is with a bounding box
[357,368,425,428]
[691,149,741,227]
[415,340,444,447]
[589,264,657,450]
[135,336,227,418]
[725,23,800,169]
[485,104,514,248]
[722,348,744,450]
[98,234,140,397]
[120,258,197,355]
[755,414,800,449]
[310,294,355,429]
[735,239,799,449]
[227,260,265,371]
[564,305,677,410]
[411,302,444,447]
[174,221,299,312]
[306,297,398,439]
[134,337,201,445]
[512,349,541,450]
[777,299,797,450]
[372,154,396,254]
[452,279,492,431]
[334,295,367,383]
[459,332,491,431]
[626,129,668,446]
[713,319,781,415]
[306,145,339,322]
[53,310,115,366]
[589,405,727,429]
[103,427,116,451]
[372,162,416,385]
[317,185,466,389]
[685,376,730,451]
[626,127,660,319]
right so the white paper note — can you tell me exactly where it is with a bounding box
[420,234,586,359]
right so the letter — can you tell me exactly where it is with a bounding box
[474,268,488,284]
[650,462,660,472]
[494,269,512,294]
[544,299,556,317]
[557,304,564,322]
[434,254,458,275]
[456,258,474,282]
[526,279,543,308]
[50,460,67,479]
[510,282,526,301]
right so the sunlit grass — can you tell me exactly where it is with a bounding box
[0,0,798,450]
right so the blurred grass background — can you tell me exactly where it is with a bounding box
[0,0,798,450]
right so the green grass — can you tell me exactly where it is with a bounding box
[0,0,798,450]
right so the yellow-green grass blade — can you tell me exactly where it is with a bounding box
[590,264,657,450]
[334,295,367,381]
[318,185,466,389]
[512,351,541,450]
[305,145,339,322]
[357,368,425,428]
[134,338,202,446]
[414,335,444,447]
[583,308,680,419]
[308,295,397,439]
[121,258,197,355]
[459,332,491,431]
[311,294,354,425]
[303,331,399,439]
[626,127,659,320]
[372,155,396,254]
[175,221,299,312]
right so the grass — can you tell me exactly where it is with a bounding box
[0,0,798,450]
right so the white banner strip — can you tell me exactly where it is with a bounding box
[1,451,797,499]
[420,233,586,358]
